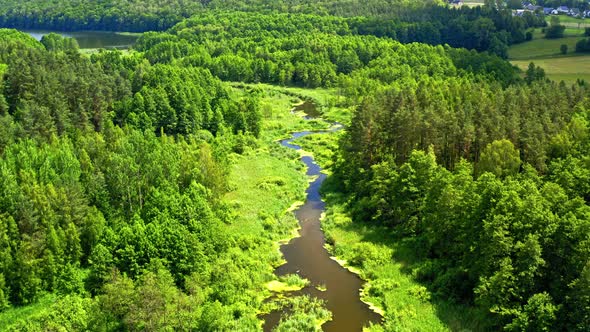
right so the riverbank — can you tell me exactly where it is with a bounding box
[237,84,381,331]
[224,84,350,330]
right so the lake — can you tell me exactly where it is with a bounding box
[23,30,139,49]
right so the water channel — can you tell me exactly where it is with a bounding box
[23,30,138,49]
[263,102,382,331]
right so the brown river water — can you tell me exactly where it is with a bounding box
[262,102,382,331]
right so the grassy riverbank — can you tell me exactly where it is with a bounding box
[319,192,488,331]
[224,84,339,329]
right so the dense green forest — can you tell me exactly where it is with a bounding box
[332,54,590,332]
[0,29,274,330]
[0,1,589,331]
[0,0,544,56]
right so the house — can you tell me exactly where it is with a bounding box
[525,4,541,11]
[569,8,581,17]
[543,7,554,15]
[557,6,569,13]
[514,9,526,16]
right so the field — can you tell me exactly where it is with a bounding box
[547,15,590,29]
[508,35,585,59]
[508,26,590,84]
[511,56,590,83]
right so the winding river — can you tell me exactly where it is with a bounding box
[263,102,382,331]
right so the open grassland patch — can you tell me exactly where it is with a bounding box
[508,35,586,59]
[512,55,590,84]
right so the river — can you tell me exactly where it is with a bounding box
[263,102,382,331]
[22,30,138,49]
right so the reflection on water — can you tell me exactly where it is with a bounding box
[263,108,381,331]
[23,30,138,49]
[293,100,322,119]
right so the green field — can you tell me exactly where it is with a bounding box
[512,56,590,83]
[508,35,585,59]
[508,27,590,84]
[547,15,590,29]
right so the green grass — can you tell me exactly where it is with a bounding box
[231,82,352,125]
[508,28,590,84]
[547,15,590,29]
[511,54,590,84]
[293,131,342,172]
[509,35,585,60]
[0,294,58,329]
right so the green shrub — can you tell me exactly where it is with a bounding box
[349,242,391,267]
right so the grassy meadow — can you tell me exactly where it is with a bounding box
[508,24,590,84]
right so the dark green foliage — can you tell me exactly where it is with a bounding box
[525,62,546,84]
[560,44,568,54]
[575,38,590,53]
[0,0,542,57]
[545,17,565,39]
[132,12,521,89]
[544,25,565,39]
[0,0,204,32]
[40,33,78,53]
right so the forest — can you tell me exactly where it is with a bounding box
[0,0,588,331]
[0,0,545,57]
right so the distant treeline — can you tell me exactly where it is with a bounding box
[0,1,543,56]
[132,11,523,90]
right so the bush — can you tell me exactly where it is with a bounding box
[585,27,590,37]
[560,44,567,54]
[576,38,590,53]
[368,279,400,298]
[545,25,565,39]
[349,242,392,267]
[525,31,533,41]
